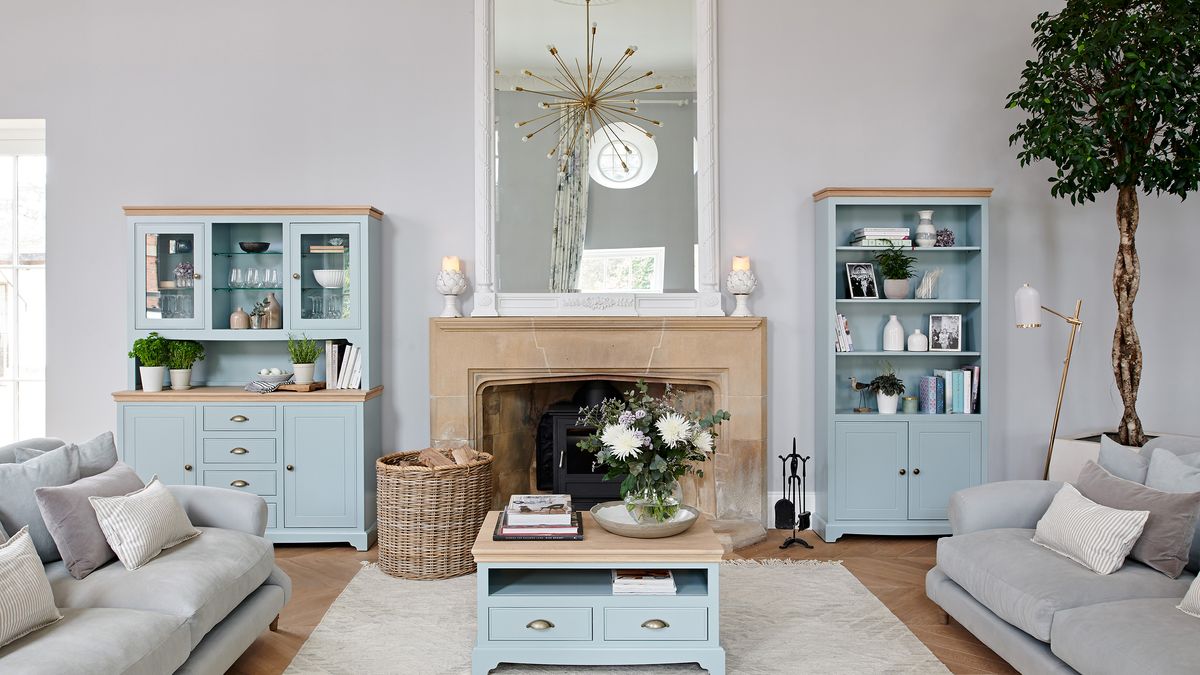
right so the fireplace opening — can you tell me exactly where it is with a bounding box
[535,381,625,509]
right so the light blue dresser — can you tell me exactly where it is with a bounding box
[114,206,383,550]
[470,512,725,674]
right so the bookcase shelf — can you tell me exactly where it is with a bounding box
[834,351,981,357]
[835,246,981,252]
[835,299,980,304]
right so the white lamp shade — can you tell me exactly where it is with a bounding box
[1015,284,1042,328]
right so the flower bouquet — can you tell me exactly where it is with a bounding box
[577,381,730,523]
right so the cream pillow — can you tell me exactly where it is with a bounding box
[1033,483,1150,575]
[0,527,63,648]
[89,477,200,570]
[1181,575,1200,619]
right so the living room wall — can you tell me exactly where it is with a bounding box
[4,0,1197,494]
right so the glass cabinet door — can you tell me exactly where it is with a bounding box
[288,222,360,329]
[133,223,205,330]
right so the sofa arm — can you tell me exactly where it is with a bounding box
[167,485,268,537]
[948,480,1063,535]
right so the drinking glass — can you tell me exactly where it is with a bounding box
[264,268,279,288]
[246,267,261,289]
[229,268,244,289]
[308,295,323,319]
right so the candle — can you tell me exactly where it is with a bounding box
[441,256,462,273]
[731,256,751,272]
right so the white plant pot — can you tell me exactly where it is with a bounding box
[293,363,315,385]
[139,366,166,393]
[169,368,192,391]
[877,393,900,415]
[883,278,910,299]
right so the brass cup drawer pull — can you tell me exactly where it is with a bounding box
[230,447,249,455]
[641,619,670,630]
[526,619,555,631]
[229,415,249,423]
[230,480,250,488]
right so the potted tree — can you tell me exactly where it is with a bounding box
[128,332,170,393]
[167,340,205,391]
[1007,2,1200,447]
[874,243,917,299]
[288,333,321,385]
[870,362,905,415]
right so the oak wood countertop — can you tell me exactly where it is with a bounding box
[112,385,383,403]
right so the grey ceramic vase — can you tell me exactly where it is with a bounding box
[883,278,910,299]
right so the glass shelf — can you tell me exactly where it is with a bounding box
[836,298,980,304]
[215,251,283,256]
[835,351,981,357]
[214,287,283,292]
[836,246,981,252]
[156,287,195,292]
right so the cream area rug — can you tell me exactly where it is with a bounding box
[285,560,949,675]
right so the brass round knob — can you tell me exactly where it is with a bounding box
[192,273,202,280]
[898,468,906,475]
[526,619,554,631]
[286,464,295,471]
[184,464,193,471]
[292,273,301,280]
[913,468,921,475]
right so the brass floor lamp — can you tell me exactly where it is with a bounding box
[1014,284,1083,480]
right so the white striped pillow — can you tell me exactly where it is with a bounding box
[1033,483,1150,575]
[89,477,200,570]
[1181,575,1200,619]
[0,527,62,648]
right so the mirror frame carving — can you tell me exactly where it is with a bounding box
[472,0,723,316]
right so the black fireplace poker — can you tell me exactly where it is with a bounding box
[778,438,813,550]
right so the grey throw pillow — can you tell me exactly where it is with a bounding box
[1076,460,1200,578]
[34,461,145,579]
[0,437,65,465]
[1145,449,1200,574]
[0,444,81,562]
[1099,435,1151,483]
[15,432,118,478]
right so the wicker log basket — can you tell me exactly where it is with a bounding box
[376,448,494,580]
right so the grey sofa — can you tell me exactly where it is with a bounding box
[0,437,292,675]
[927,480,1200,675]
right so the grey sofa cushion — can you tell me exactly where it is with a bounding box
[1099,436,1151,483]
[15,432,118,478]
[1051,598,1200,675]
[1076,461,1200,577]
[936,527,1193,642]
[34,461,145,579]
[0,444,80,562]
[1145,448,1200,574]
[0,607,190,675]
[0,437,65,465]
[46,526,274,647]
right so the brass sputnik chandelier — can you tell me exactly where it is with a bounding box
[512,0,663,170]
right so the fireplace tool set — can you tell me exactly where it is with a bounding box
[774,438,813,550]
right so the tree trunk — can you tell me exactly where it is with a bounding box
[1113,185,1147,446]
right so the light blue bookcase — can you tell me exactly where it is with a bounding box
[813,188,990,542]
[114,206,384,550]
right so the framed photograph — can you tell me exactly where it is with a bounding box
[929,314,963,352]
[845,262,878,299]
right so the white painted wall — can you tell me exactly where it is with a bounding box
[4,1,1197,494]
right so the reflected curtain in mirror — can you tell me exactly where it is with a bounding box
[549,108,589,293]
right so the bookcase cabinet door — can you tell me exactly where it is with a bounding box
[283,405,357,528]
[834,422,908,521]
[122,405,197,485]
[908,420,982,520]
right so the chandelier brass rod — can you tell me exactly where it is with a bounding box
[522,115,562,141]
[548,50,587,97]
[594,52,635,94]
[599,84,665,99]
[596,63,635,96]
[513,86,576,100]
[597,104,661,128]
[596,73,657,99]
[515,109,561,128]
[522,70,576,97]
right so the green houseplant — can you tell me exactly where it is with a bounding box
[287,333,322,385]
[167,340,205,391]
[870,362,905,415]
[874,243,918,299]
[128,332,170,393]
[1007,2,1200,446]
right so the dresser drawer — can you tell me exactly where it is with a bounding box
[201,469,279,497]
[488,607,591,641]
[202,438,277,464]
[266,502,278,529]
[604,608,707,641]
[202,406,276,432]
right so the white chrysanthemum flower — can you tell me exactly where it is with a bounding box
[692,430,714,453]
[601,424,643,460]
[655,412,693,448]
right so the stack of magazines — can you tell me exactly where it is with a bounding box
[850,227,911,247]
[492,494,583,541]
[612,569,677,595]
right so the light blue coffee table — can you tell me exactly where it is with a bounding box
[471,511,725,675]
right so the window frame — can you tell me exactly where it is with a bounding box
[578,246,666,294]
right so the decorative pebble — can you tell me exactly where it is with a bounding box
[935,228,956,247]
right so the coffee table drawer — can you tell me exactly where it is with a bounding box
[203,406,276,431]
[488,607,591,641]
[604,608,708,641]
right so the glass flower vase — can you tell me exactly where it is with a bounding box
[623,476,683,524]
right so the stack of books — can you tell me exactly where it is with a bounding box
[324,339,363,389]
[493,494,583,541]
[308,245,346,254]
[834,313,854,352]
[612,569,677,595]
[919,366,981,414]
[850,227,911,247]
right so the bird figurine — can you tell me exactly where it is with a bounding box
[850,377,872,413]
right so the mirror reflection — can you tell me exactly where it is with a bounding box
[495,0,697,294]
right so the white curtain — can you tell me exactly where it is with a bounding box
[549,109,589,293]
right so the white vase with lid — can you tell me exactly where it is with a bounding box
[915,210,936,248]
[907,329,929,352]
[883,315,905,352]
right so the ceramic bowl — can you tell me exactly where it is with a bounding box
[239,242,270,253]
[313,269,345,288]
[589,502,700,539]
[253,372,292,384]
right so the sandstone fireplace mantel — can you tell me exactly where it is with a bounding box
[429,317,768,546]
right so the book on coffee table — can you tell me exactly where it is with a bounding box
[612,569,677,595]
[504,494,573,526]
[492,511,584,541]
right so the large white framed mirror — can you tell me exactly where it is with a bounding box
[472,0,723,316]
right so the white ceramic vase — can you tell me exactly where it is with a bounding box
[883,278,910,299]
[883,315,905,352]
[877,393,900,415]
[139,366,166,393]
[293,363,315,385]
[907,329,929,352]
[915,210,936,248]
[169,368,192,390]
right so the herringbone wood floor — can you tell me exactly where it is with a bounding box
[228,531,1016,675]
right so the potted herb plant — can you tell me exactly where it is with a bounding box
[577,381,730,527]
[870,362,905,415]
[128,332,170,393]
[288,333,321,385]
[874,243,918,299]
[167,340,205,391]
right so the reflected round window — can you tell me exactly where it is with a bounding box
[588,123,657,189]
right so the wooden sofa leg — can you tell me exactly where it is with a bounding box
[270,615,280,632]
[939,610,950,625]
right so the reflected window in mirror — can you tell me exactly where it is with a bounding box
[579,247,665,294]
